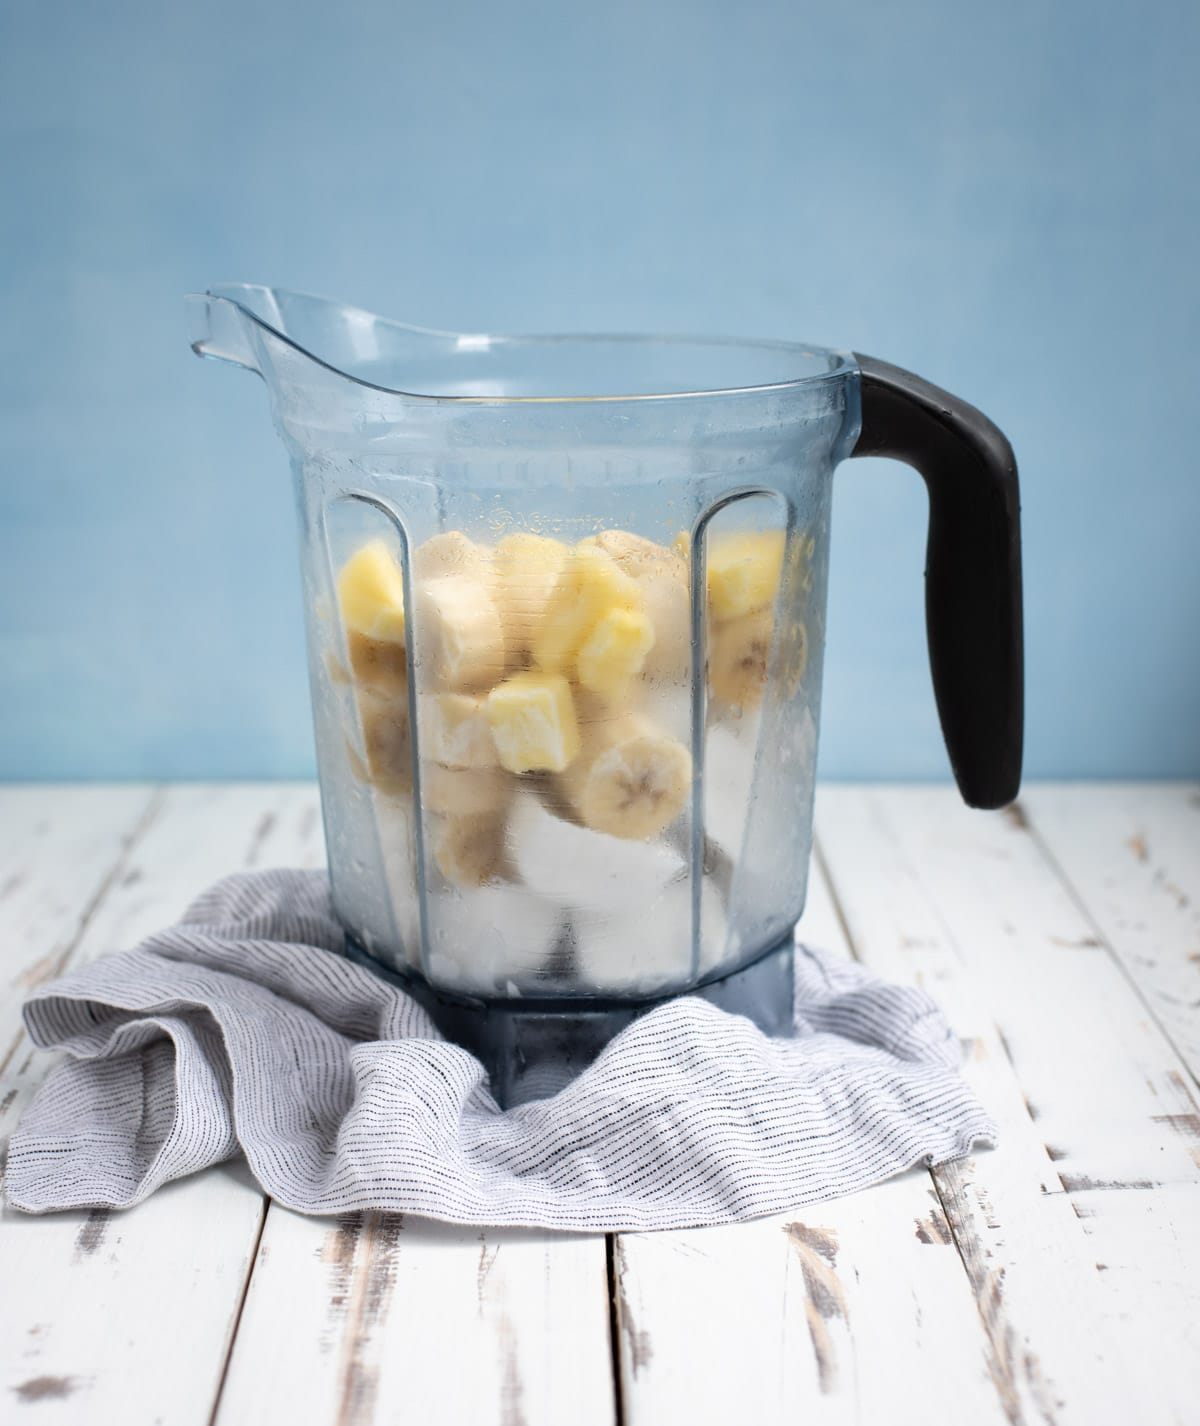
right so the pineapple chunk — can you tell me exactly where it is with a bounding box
[337,539,407,644]
[706,531,785,622]
[576,605,656,699]
[493,532,570,657]
[586,529,691,683]
[532,544,644,673]
[486,671,581,774]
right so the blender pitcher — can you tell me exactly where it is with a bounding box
[188,284,1022,1104]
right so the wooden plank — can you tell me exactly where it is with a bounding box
[1021,783,1200,1084]
[612,858,1010,1426]
[215,1207,616,1426]
[815,785,1200,1426]
[0,784,157,1079]
[0,784,324,1426]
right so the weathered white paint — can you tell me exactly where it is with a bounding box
[613,860,1011,1426]
[1,783,1199,1426]
[1022,783,1200,1085]
[216,1206,615,1426]
[0,785,324,1426]
[816,785,1200,1426]
[0,784,156,1071]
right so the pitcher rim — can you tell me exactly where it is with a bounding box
[192,284,858,405]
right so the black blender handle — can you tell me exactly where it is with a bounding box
[849,354,1024,809]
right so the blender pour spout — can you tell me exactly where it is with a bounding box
[186,288,271,376]
[186,283,483,395]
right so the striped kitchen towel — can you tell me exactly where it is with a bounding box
[4,869,994,1229]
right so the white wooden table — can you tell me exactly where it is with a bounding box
[0,784,1197,1426]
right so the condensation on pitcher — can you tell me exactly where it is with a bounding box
[322,520,816,999]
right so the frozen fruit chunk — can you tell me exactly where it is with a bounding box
[707,606,775,710]
[588,529,691,682]
[354,694,412,793]
[413,530,488,580]
[532,544,643,674]
[576,605,656,699]
[415,574,505,691]
[419,692,498,769]
[337,539,407,643]
[420,762,511,818]
[492,533,570,659]
[347,631,408,694]
[431,813,506,887]
[561,713,691,840]
[486,672,581,774]
[706,530,785,622]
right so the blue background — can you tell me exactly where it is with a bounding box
[1,0,1197,781]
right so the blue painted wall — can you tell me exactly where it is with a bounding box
[1,0,1197,780]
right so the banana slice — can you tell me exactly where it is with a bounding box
[431,812,507,887]
[531,543,644,674]
[337,539,407,644]
[419,692,499,769]
[412,529,488,580]
[576,605,656,699]
[356,693,413,793]
[706,530,785,622]
[707,606,775,711]
[420,762,511,818]
[509,792,686,912]
[486,671,581,774]
[588,529,691,682]
[415,573,505,692]
[492,533,570,661]
[427,883,562,994]
[561,714,692,840]
[570,876,727,992]
[347,631,408,695]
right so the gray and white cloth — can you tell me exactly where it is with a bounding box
[5,869,994,1229]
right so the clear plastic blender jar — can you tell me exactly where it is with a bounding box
[189,285,1022,1102]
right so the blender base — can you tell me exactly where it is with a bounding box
[342,932,797,1108]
